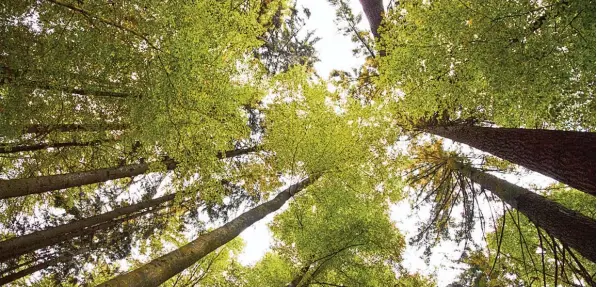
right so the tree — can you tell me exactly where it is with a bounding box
[97,177,318,287]
[0,147,255,199]
[355,0,596,194]
[0,247,89,285]
[260,176,404,287]
[406,140,595,262]
[0,194,174,262]
[161,238,246,287]
[423,124,595,195]
[377,0,595,129]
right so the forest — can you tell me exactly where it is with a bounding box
[0,0,594,286]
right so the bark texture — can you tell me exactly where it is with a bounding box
[0,139,106,154]
[0,194,174,261]
[428,125,596,195]
[359,0,384,38]
[454,161,596,262]
[98,177,318,287]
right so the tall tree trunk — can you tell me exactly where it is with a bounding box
[0,162,163,199]
[23,123,128,134]
[358,0,384,38]
[97,176,318,287]
[359,1,596,194]
[0,147,256,199]
[0,194,174,262]
[0,248,89,285]
[0,139,108,154]
[428,125,596,195]
[453,160,596,262]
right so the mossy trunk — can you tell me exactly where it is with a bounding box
[0,194,174,262]
[454,161,596,262]
[98,177,318,287]
[428,125,596,195]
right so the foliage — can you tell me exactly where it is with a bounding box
[248,176,405,286]
[378,0,596,129]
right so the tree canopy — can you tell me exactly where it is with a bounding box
[0,0,594,286]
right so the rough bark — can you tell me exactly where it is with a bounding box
[454,161,596,262]
[98,177,318,287]
[0,248,88,285]
[23,123,128,134]
[0,194,174,262]
[358,0,384,38]
[0,147,256,199]
[428,125,596,195]
[0,139,107,154]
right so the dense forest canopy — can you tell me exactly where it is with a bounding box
[0,0,594,286]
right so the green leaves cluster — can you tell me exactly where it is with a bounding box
[378,0,595,129]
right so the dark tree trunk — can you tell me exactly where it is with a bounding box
[0,248,89,285]
[216,146,258,159]
[0,147,256,199]
[358,0,384,38]
[0,139,107,154]
[97,177,319,287]
[0,162,160,199]
[32,83,133,98]
[454,161,596,262]
[23,123,128,134]
[427,125,596,195]
[0,194,174,262]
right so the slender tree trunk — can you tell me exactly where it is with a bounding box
[28,82,133,98]
[23,123,128,134]
[0,194,174,262]
[0,147,256,199]
[97,176,318,287]
[428,125,596,195]
[0,248,89,285]
[0,162,161,199]
[358,0,384,38]
[0,139,108,154]
[453,160,596,262]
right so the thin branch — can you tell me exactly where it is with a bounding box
[46,0,160,51]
